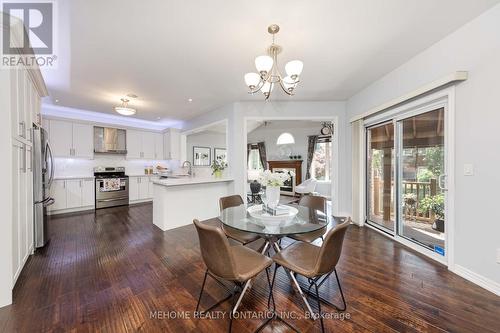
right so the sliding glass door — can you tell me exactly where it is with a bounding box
[366,122,395,233]
[396,108,446,255]
[366,104,448,258]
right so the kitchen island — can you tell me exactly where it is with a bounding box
[152,177,234,231]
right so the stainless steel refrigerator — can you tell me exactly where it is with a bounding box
[32,126,55,248]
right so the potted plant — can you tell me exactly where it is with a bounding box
[258,170,293,208]
[418,194,445,232]
[211,159,227,178]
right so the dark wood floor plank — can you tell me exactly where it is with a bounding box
[0,203,498,332]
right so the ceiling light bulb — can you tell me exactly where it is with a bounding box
[285,60,303,78]
[255,55,273,75]
[244,72,261,89]
[188,98,193,102]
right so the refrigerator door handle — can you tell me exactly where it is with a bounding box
[46,142,55,190]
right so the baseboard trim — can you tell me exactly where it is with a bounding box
[451,265,500,296]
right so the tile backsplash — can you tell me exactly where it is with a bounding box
[53,155,181,177]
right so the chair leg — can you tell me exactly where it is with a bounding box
[195,269,208,313]
[267,266,277,310]
[228,284,238,333]
[302,270,346,312]
[312,280,325,333]
[333,268,347,311]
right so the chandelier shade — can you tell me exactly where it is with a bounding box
[255,55,273,74]
[244,24,303,100]
[285,60,304,78]
[114,98,136,116]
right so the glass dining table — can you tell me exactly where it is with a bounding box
[220,204,331,320]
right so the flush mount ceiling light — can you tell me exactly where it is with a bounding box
[276,132,295,145]
[114,98,136,116]
[244,24,303,100]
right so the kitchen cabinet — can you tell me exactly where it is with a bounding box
[72,123,93,158]
[49,120,93,158]
[50,180,67,211]
[126,130,143,159]
[66,180,82,209]
[49,178,95,212]
[164,128,181,160]
[129,176,140,201]
[154,133,164,160]
[147,176,158,198]
[129,176,154,202]
[126,130,158,160]
[82,179,95,207]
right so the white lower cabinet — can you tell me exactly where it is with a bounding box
[49,178,95,213]
[129,176,157,202]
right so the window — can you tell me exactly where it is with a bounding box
[310,137,332,181]
[248,146,263,170]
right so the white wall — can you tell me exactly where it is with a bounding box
[182,101,348,215]
[346,4,500,291]
[186,131,226,178]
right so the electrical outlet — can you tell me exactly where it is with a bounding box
[464,164,474,176]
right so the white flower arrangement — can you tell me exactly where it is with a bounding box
[258,170,294,187]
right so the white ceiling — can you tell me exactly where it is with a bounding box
[41,0,499,123]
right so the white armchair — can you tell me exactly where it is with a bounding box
[295,178,317,196]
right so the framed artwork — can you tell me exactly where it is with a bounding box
[193,146,211,166]
[214,148,227,163]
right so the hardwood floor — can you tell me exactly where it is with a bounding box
[0,203,499,332]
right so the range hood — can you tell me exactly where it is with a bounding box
[94,126,127,154]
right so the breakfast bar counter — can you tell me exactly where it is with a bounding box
[152,177,234,231]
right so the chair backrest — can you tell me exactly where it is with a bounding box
[299,195,326,214]
[313,218,351,275]
[219,195,244,213]
[193,219,237,280]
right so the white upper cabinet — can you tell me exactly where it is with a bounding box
[126,130,143,159]
[164,128,180,160]
[49,120,93,158]
[126,130,161,160]
[154,133,164,160]
[72,123,93,158]
[142,132,155,159]
[49,119,73,157]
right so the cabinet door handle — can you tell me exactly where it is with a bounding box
[63,180,66,189]
[80,180,82,187]
[20,145,25,172]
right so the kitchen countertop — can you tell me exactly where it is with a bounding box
[152,177,234,187]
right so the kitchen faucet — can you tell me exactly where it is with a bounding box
[182,161,192,176]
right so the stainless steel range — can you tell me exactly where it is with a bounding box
[94,167,129,209]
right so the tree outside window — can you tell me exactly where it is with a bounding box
[310,138,332,181]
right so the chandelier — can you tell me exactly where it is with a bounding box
[244,24,303,100]
[114,98,136,116]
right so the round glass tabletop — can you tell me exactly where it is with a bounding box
[220,204,330,236]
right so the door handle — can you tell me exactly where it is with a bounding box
[438,174,448,191]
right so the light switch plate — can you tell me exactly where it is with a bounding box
[464,164,474,176]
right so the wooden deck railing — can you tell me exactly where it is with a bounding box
[372,178,437,222]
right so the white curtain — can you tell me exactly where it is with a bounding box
[351,119,365,226]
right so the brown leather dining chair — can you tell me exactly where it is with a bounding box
[193,219,273,332]
[270,218,351,333]
[219,195,261,245]
[288,196,328,243]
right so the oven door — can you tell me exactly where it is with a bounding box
[95,177,129,209]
